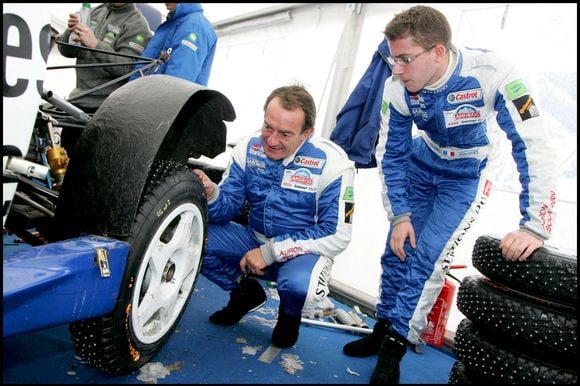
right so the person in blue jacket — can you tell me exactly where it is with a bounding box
[339,5,557,384]
[130,3,216,85]
[193,85,356,349]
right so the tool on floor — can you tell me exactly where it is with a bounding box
[301,317,372,334]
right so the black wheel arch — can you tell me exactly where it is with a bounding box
[50,75,235,240]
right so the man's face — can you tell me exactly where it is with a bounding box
[261,97,314,161]
[388,37,438,93]
[165,3,177,11]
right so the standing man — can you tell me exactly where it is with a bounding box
[57,3,152,152]
[341,5,557,384]
[193,85,356,348]
[58,3,152,113]
[130,3,216,85]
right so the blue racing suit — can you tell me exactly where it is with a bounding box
[375,46,557,344]
[202,133,356,317]
[129,3,216,85]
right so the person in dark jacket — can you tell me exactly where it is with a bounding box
[58,3,152,113]
[57,3,152,152]
[129,3,216,85]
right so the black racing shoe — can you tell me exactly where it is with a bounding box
[272,306,301,348]
[209,278,267,326]
[370,331,408,384]
[343,318,391,357]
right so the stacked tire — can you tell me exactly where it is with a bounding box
[448,235,577,384]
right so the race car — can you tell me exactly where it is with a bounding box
[3,4,235,375]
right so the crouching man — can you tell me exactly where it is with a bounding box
[193,85,356,348]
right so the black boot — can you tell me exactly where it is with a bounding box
[272,306,301,348]
[209,278,267,326]
[370,331,408,384]
[343,318,391,357]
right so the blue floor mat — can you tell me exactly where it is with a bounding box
[3,252,456,384]
[2,229,456,384]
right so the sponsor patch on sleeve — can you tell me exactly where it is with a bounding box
[512,94,540,121]
[129,41,144,51]
[182,39,199,52]
[342,186,354,224]
[505,79,529,101]
[342,186,354,202]
[381,100,389,115]
[344,202,354,224]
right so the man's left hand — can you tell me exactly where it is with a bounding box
[72,24,98,48]
[499,230,544,261]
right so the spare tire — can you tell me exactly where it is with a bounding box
[471,235,577,305]
[457,275,576,365]
[454,319,577,384]
[448,360,476,384]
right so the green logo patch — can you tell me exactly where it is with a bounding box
[135,34,144,43]
[343,186,354,202]
[381,100,389,115]
[506,79,529,101]
[189,32,197,42]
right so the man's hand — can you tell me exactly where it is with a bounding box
[390,221,416,261]
[70,23,98,48]
[192,169,216,199]
[67,13,80,30]
[240,248,267,276]
[500,230,543,261]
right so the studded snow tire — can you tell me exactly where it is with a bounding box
[457,275,577,366]
[471,235,577,305]
[69,160,207,375]
[454,318,577,384]
[448,360,476,384]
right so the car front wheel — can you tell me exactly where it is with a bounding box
[70,160,207,375]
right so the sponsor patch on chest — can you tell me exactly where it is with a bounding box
[281,168,319,192]
[249,143,266,158]
[247,157,266,170]
[293,156,325,169]
[447,88,482,104]
[444,104,485,127]
[107,24,121,35]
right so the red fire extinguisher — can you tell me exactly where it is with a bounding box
[420,265,466,348]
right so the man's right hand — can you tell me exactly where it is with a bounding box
[390,221,416,261]
[192,169,216,199]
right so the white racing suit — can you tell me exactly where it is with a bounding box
[202,133,355,317]
[375,46,557,344]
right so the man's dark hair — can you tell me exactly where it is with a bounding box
[384,5,452,50]
[264,85,316,132]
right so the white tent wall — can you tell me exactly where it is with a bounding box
[43,3,576,341]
